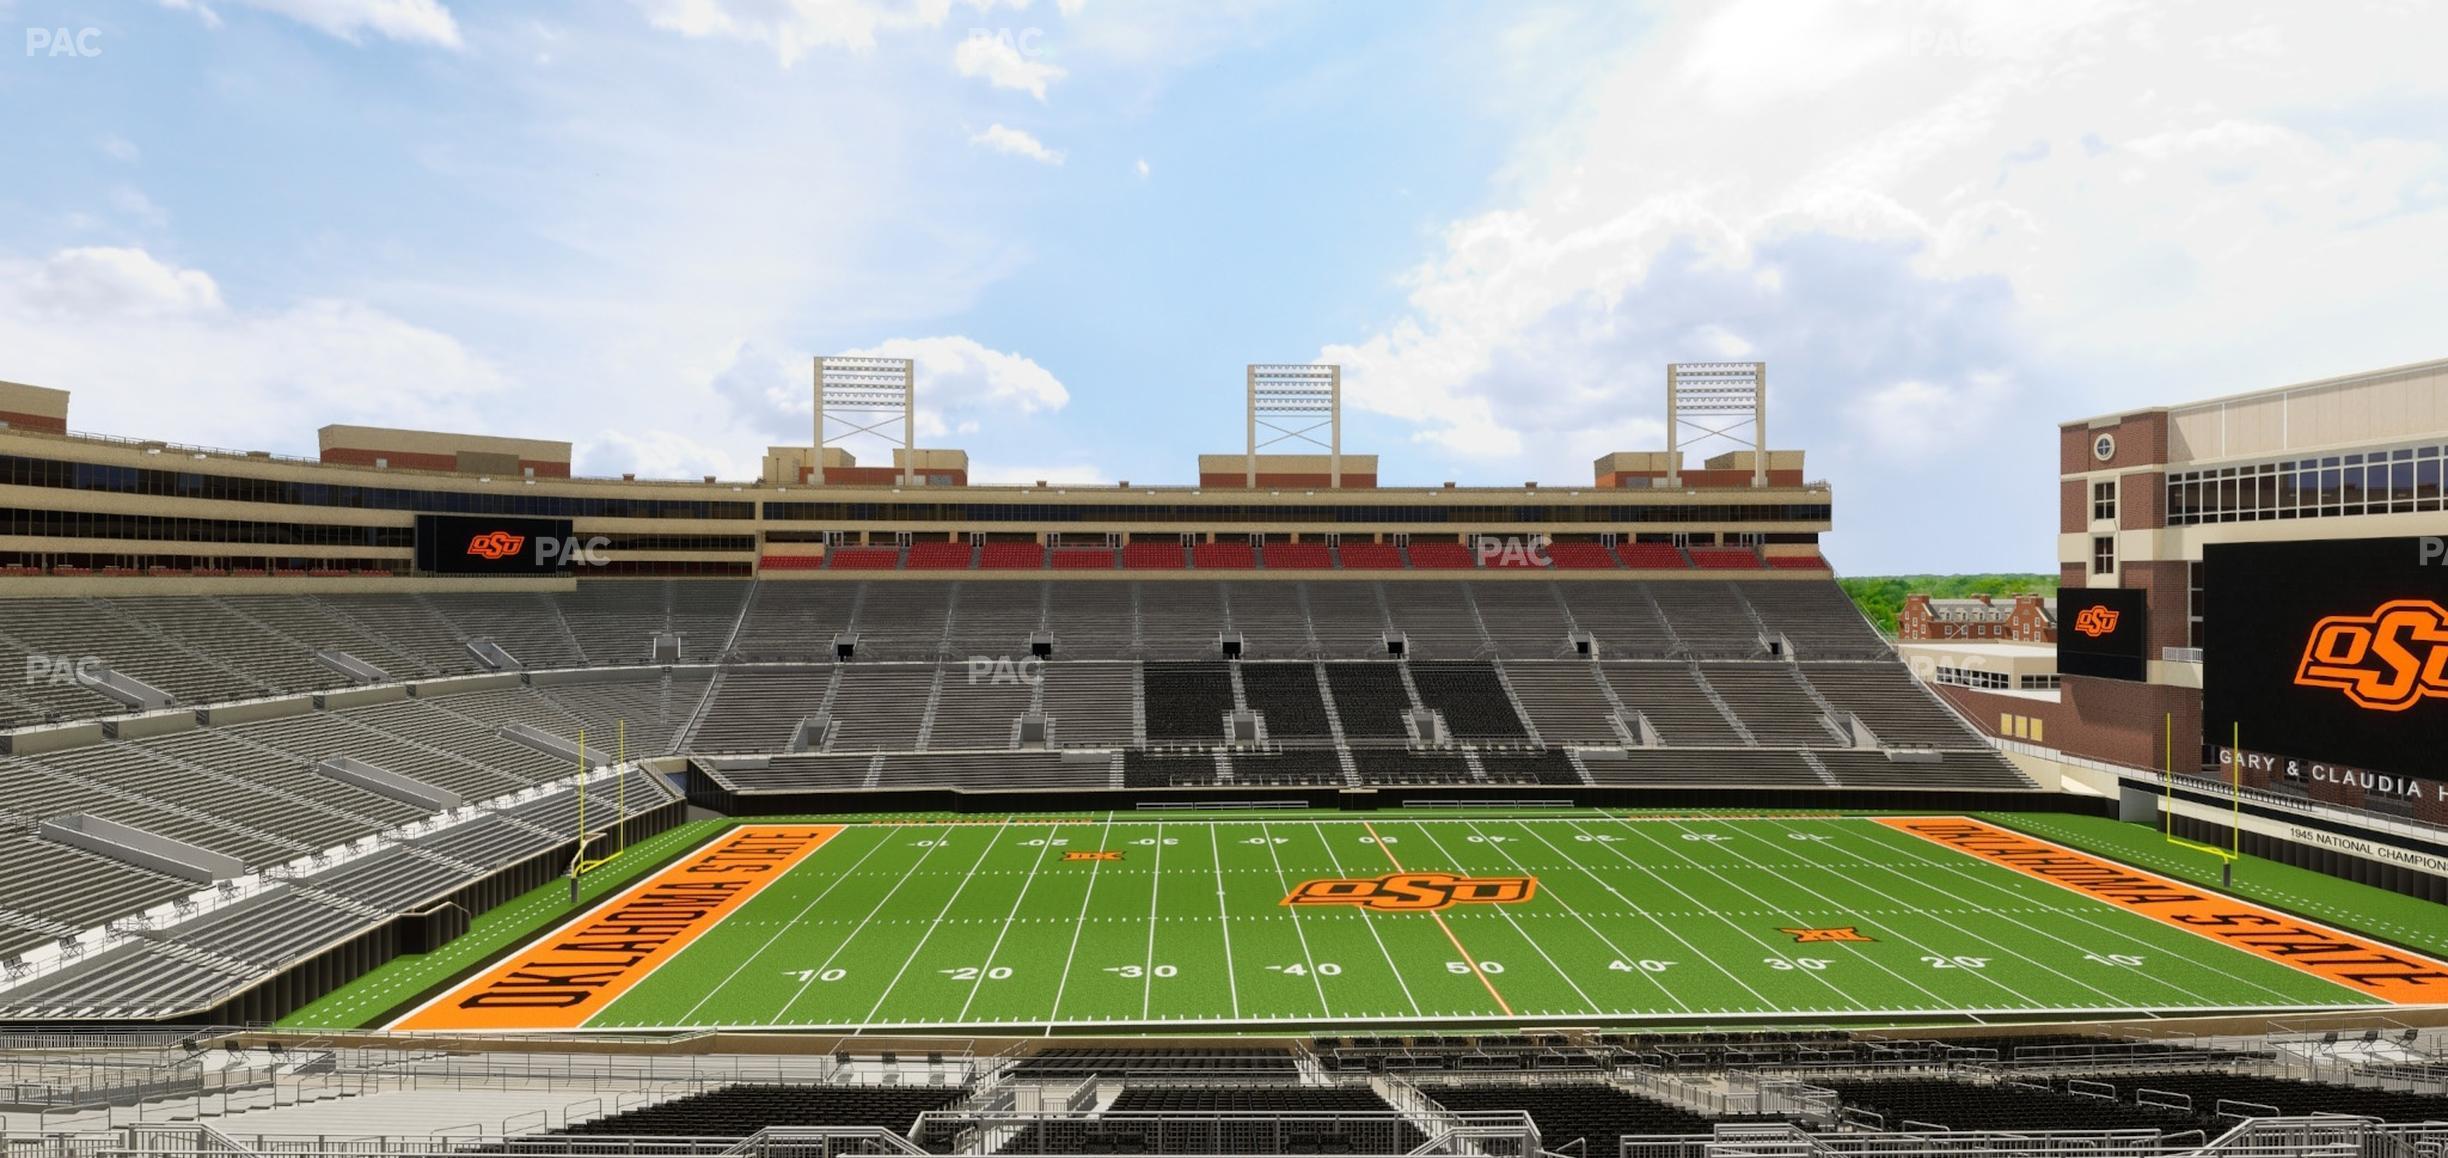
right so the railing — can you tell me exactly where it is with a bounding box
[1620,1123,2172,1158]
[902,1110,1536,1158]
[0,759,680,1005]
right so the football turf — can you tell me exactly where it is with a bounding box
[394,814,2416,1033]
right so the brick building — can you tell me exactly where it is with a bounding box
[1924,357,2448,821]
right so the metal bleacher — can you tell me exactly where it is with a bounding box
[0,573,2040,1022]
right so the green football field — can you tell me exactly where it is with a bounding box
[399,813,2418,1033]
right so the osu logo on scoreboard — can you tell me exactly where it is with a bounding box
[2072,605,2121,638]
[2294,599,2448,712]
[466,530,528,560]
[1283,871,1535,912]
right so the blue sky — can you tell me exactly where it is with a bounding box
[2,0,2443,573]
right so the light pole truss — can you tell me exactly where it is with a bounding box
[1666,361,1767,486]
[815,356,916,485]
[1246,363,1341,488]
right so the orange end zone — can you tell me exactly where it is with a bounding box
[1878,817,2448,1005]
[392,824,842,1032]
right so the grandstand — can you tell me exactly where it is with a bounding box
[0,369,2440,1158]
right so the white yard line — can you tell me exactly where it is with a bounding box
[1694,817,2115,1008]
[1141,821,1165,1019]
[1571,817,1868,1012]
[1043,816,1118,1031]
[1407,821,1599,1014]
[1512,820,1771,1009]
[1631,817,1971,1010]
[1308,820,1424,1018]
[1258,820,1334,1013]
[857,817,1014,1027]
[957,823,1065,1022]
[1209,823,1242,1020]
[1827,819,2321,1006]
[674,825,896,1027]
[770,824,963,1025]
[1460,819,1687,1013]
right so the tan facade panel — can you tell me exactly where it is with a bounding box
[0,380,70,434]
[2158,357,2448,465]
[319,423,573,478]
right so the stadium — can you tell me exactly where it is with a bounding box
[0,356,2444,1158]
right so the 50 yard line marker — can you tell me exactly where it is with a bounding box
[1360,819,1513,1017]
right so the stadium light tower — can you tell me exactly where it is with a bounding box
[814,356,916,485]
[1246,363,1341,488]
[1665,361,1768,487]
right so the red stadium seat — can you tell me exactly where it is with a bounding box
[1191,541,1256,569]
[825,546,903,570]
[1767,553,1831,570]
[904,541,975,569]
[1337,542,1404,569]
[1689,547,1764,570]
[1122,542,1188,569]
[1260,542,1333,569]
[1406,542,1477,569]
[1617,542,1692,569]
[1545,542,1620,569]
[979,542,1046,569]
[1051,548,1116,569]
[758,554,827,571]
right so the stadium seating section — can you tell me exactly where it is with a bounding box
[0,574,2034,1024]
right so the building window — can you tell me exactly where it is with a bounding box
[2163,439,2447,525]
[1938,667,2009,690]
[2019,674,2061,690]
[2092,535,2116,576]
[2092,480,2117,523]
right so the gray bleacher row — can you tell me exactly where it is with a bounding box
[681,659,1995,757]
[0,580,1880,726]
[0,582,751,727]
[731,579,1884,662]
[0,677,709,959]
[0,766,678,1020]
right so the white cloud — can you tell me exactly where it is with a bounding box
[970,123,1063,164]
[19,247,222,317]
[1687,324,1752,360]
[0,246,513,445]
[636,0,945,64]
[1323,0,2448,567]
[845,334,1069,417]
[107,187,169,229]
[165,0,465,48]
[1847,371,2016,458]
[952,29,1065,100]
[709,337,1071,468]
[1134,157,1150,179]
[98,135,141,163]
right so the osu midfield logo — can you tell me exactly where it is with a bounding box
[1284,871,1535,912]
[2072,605,2121,638]
[466,530,528,560]
[2295,600,2448,712]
